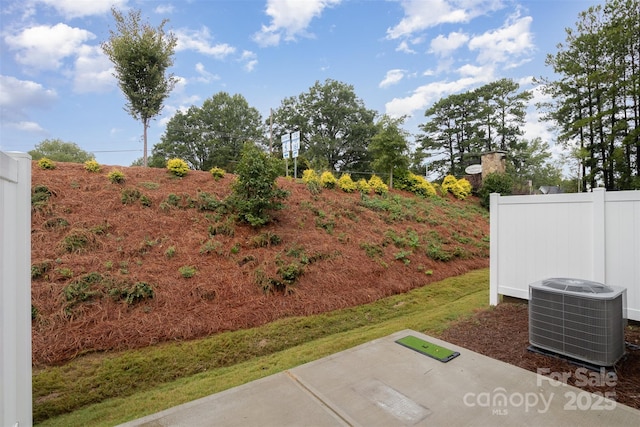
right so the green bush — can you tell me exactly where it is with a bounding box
[320,171,337,189]
[31,184,52,207]
[337,174,357,193]
[167,158,189,177]
[227,142,289,227]
[179,265,197,278]
[478,172,513,208]
[107,169,125,184]
[109,282,154,305]
[37,157,56,170]
[83,159,101,173]
[368,175,388,195]
[121,188,141,204]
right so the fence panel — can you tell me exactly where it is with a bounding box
[490,188,640,321]
[1,151,32,427]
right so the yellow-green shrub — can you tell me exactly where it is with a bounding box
[356,178,371,193]
[107,169,125,184]
[320,171,337,189]
[302,169,319,184]
[167,158,189,177]
[209,167,225,180]
[368,175,388,195]
[442,175,472,200]
[38,158,55,170]
[84,159,101,173]
[337,173,357,193]
[411,173,437,197]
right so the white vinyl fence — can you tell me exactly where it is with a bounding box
[490,188,640,321]
[1,151,32,427]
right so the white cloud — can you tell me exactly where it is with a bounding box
[379,69,406,88]
[468,14,534,65]
[0,75,56,133]
[8,121,46,133]
[429,31,469,56]
[36,0,127,19]
[154,4,175,14]
[0,75,57,109]
[384,76,486,118]
[253,0,341,47]
[387,0,504,40]
[240,51,258,72]
[194,63,220,83]
[395,40,416,54]
[4,23,95,71]
[73,45,115,93]
[175,27,235,58]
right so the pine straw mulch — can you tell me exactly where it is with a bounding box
[30,162,489,366]
[439,302,640,410]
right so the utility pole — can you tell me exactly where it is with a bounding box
[269,108,273,154]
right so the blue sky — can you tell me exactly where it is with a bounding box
[0,0,602,167]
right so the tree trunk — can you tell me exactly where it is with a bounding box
[143,118,149,167]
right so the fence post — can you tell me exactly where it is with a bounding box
[592,188,606,284]
[0,151,32,427]
[489,193,499,306]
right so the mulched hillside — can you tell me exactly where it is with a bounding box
[30,162,489,366]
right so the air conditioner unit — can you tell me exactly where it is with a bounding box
[529,278,626,367]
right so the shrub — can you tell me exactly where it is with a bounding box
[167,158,189,177]
[478,172,513,208]
[109,282,154,305]
[107,169,125,184]
[60,229,95,253]
[165,246,176,258]
[209,167,225,180]
[228,142,289,227]
[442,175,473,200]
[84,159,101,173]
[121,188,141,204]
[394,171,437,197]
[37,157,56,170]
[337,173,357,193]
[31,184,52,207]
[179,265,197,278]
[368,175,388,195]
[356,178,371,194]
[320,171,337,189]
[302,169,319,184]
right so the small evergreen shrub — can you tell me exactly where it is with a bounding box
[337,174,357,193]
[209,167,225,180]
[302,169,319,184]
[121,188,141,204]
[394,171,437,197]
[356,178,371,194]
[37,158,56,170]
[167,158,189,177]
[442,175,473,200]
[107,169,125,184]
[84,159,101,173]
[368,175,388,195]
[320,171,337,189]
[32,184,53,207]
[179,265,196,278]
[108,282,154,305]
[479,172,513,208]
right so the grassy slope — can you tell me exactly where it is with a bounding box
[36,269,489,426]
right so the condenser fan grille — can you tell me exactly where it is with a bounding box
[529,278,626,367]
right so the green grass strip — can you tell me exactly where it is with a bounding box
[35,268,489,426]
